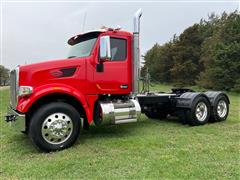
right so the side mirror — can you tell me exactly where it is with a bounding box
[100,36,111,62]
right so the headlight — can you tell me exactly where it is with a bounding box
[18,86,33,97]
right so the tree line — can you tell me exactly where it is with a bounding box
[0,65,10,86]
[142,11,240,92]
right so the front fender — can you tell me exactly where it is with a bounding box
[16,83,92,123]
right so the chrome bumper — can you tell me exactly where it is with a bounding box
[5,107,26,132]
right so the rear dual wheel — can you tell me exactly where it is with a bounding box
[210,95,229,122]
[180,96,211,126]
[29,102,81,152]
[179,95,229,126]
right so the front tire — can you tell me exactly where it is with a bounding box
[29,102,81,152]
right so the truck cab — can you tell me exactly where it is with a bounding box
[6,26,142,152]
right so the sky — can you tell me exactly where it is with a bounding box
[0,0,239,69]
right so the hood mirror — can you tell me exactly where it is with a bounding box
[100,36,111,62]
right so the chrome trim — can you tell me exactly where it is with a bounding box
[100,36,111,60]
[195,102,208,122]
[99,99,141,125]
[9,67,19,109]
[132,9,142,94]
[133,8,142,33]
[99,102,115,125]
[5,107,26,132]
[131,99,141,119]
[115,118,137,124]
[41,112,73,145]
[217,100,227,118]
[15,66,19,106]
[120,85,128,89]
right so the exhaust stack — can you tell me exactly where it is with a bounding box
[133,8,142,95]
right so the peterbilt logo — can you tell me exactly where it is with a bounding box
[50,70,63,77]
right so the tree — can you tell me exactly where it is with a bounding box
[143,11,240,91]
[0,65,10,86]
[143,42,175,83]
[198,11,240,90]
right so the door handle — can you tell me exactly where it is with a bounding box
[120,84,128,89]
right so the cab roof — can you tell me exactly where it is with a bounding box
[67,28,132,45]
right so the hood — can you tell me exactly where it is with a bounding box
[19,57,87,86]
[20,58,85,72]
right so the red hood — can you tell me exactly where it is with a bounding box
[19,57,87,86]
[20,58,85,73]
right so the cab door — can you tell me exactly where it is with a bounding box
[94,35,131,94]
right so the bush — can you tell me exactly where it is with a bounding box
[231,78,240,92]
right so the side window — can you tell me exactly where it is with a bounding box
[110,38,127,61]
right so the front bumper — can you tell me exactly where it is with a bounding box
[5,107,26,132]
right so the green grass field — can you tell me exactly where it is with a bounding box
[0,85,239,179]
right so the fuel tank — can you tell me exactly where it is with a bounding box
[98,99,141,125]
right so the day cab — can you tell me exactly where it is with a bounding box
[5,9,230,152]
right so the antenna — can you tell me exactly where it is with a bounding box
[82,11,87,32]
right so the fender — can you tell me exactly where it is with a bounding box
[204,91,230,106]
[16,83,96,124]
[176,92,210,109]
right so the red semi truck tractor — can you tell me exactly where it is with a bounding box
[5,9,229,152]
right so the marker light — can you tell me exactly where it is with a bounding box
[18,86,33,96]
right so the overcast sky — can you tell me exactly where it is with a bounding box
[1,1,238,69]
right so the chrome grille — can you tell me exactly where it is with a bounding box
[9,67,19,108]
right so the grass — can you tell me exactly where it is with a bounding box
[0,84,239,179]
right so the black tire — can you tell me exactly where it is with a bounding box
[145,111,167,120]
[178,110,188,124]
[29,102,81,152]
[186,96,211,126]
[210,95,229,122]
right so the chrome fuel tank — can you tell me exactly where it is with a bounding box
[99,99,141,125]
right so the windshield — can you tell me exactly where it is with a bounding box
[68,34,98,58]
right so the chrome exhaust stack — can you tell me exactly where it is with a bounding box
[132,8,142,95]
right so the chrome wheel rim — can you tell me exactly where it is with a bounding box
[41,113,73,145]
[217,100,227,118]
[195,102,208,122]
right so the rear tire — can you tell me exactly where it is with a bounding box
[178,110,188,124]
[29,102,81,152]
[186,96,210,126]
[210,95,229,122]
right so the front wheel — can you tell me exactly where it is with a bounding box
[29,102,81,152]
